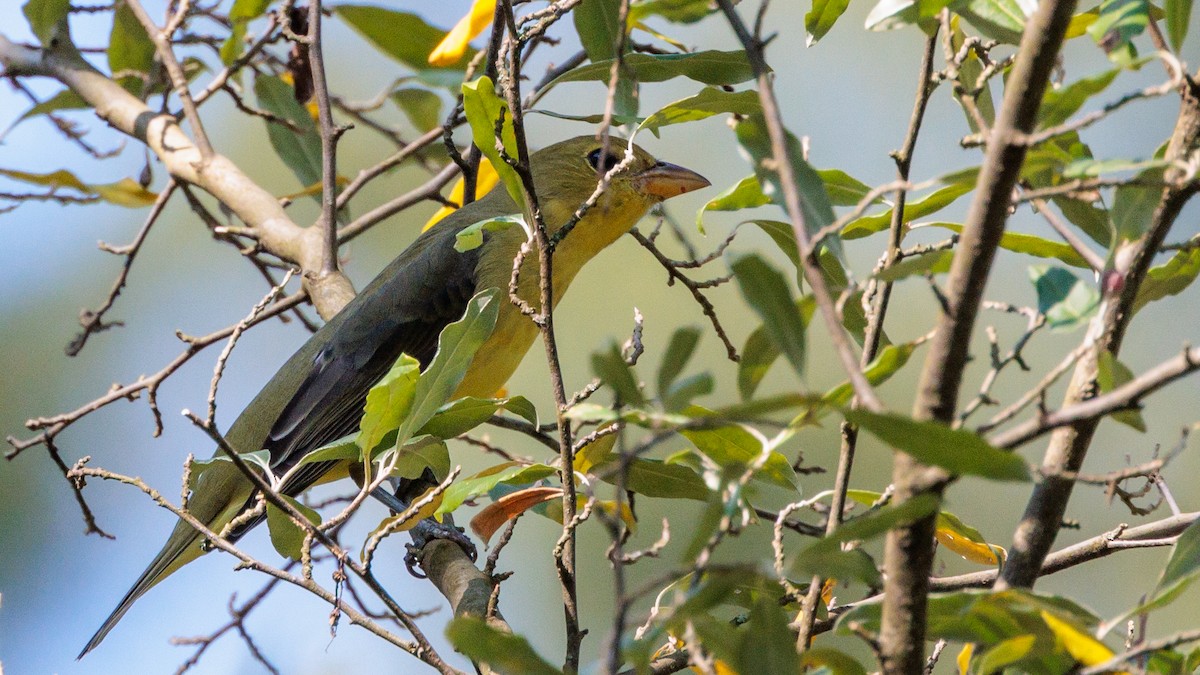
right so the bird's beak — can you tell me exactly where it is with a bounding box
[633,161,711,200]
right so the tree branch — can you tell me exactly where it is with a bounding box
[878,0,1077,669]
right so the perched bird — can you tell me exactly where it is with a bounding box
[79,135,709,657]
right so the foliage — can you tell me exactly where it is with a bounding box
[5,0,1200,673]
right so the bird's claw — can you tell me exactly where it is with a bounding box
[404,518,477,577]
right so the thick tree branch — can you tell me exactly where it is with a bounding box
[997,75,1200,590]
[0,33,354,319]
[878,0,1077,669]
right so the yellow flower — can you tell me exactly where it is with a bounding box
[428,0,496,67]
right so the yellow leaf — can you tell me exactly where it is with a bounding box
[423,157,500,231]
[820,578,837,607]
[280,175,350,201]
[428,0,495,67]
[541,494,637,534]
[652,636,685,661]
[367,486,444,536]
[0,168,159,208]
[1065,11,1097,39]
[593,498,637,534]
[575,426,618,474]
[1040,611,1119,669]
[935,510,1007,565]
[957,643,973,673]
[91,178,159,207]
[936,526,1006,565]
[0,167,88,191]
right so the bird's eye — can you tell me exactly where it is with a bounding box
[586,147,621,173]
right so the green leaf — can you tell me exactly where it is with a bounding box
[391,88,443,132]
[1039,69,1121,128]
[1087,0,1149,65]
[356,355,421,455]
[735,297,819,401]
[455,214,524,252]
[461,76,525,207]
[821,341,919,408]
[1134,246,1200,313]
[336,5,474,79]
[254,74,322,189]
[864,0,927,31]
[732,598,801,674]
[297,435,361,466]
[974,635,1039,674]
[1166,0,1192,50]
[630,0,715,23]
[418,395,537,439]
[229,0,272,21]
[958,0,1034,43]
[16,88,86,122]
[735,113,840,258]
[23,0,69,46]
[696,175,769,229]
[390,435,451,481]
[391,289,501,460]
[108,1,156,92]
[638,87,761,135]
[575,0,623,62]
[446,617,563,675]
[840,589,1099,670]
[730,254,807,378]
[794,494,941,583]
[436,463,557,515]
[266,496,321,561]
[681,416,798,489]
[547,50,757,88]
[738,323,779,401]
[750,219,802,268]
[220,21,247,66]
[806,0,852,44]
[663,372,714,412]
[1096,350,1147,431]
[925,222,1090,268]
[799,648,869,675]
[1029,265,1100,331]
[592,342,647,406]
[1055,195,1113,248]
[820,168,878,207]
[842,182,972,239]
[1111,171,1163,241]
[874,250,953,281]
[845,410,1030,481]
[619,458,712,500]
[574,0,638,116]
[188,449,273,490]
[657,326,702,396]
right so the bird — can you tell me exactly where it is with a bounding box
[79,135,709,657]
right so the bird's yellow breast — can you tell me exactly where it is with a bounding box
[453,193,652,399]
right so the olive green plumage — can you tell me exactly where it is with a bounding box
[79,135,707,657]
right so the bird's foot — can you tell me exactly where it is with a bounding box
[404,517,477,578]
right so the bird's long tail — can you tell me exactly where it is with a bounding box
[78,463,253,659]
[77,519,206,659]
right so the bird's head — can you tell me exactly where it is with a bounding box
[529,135,710,237]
